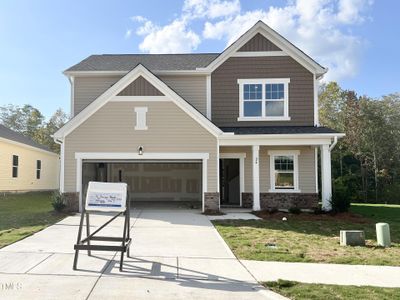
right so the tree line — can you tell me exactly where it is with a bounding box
[319,82,400,203]
[0,104,68,153]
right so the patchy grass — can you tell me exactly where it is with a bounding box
[213,203,400,265]
[264,280,400,300]
[0,192,68,248]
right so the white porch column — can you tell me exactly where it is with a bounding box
[252,145,260,211]
[320,144,332,211]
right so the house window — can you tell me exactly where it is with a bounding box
[238,78,290,121]
[12,155,18,178]
[268,150,300,192]
[36,160,41,179]
[134,107,148,130]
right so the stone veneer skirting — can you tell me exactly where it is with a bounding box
[241,192,319,210]
[62,192,80,212]
[204,192,220,213]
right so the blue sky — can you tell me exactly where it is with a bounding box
[0,0,398,119]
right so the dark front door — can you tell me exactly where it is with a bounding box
[219,158,240,206]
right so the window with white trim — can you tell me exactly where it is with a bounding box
[12,155,18,178]
[268,150,300,192]
[36,160,41,179]
[238,78,290,121]
[134,107,148,130]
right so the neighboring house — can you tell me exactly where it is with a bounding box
[0,124,59,192]
[54,21,344,213]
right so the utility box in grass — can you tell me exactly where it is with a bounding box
[376,223,391,247]
[340,230,365,246]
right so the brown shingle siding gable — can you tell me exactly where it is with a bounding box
[238,33,281,52]
[117,76,164,96]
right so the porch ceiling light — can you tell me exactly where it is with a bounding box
[138,146,143,155]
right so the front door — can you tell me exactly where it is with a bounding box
[219,159,240,206]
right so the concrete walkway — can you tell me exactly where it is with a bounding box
[0,209,284,300]
[242,260,400,288]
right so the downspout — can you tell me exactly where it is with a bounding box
[53,136,64,193]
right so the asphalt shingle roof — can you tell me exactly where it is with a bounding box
[0,124,54,152]
[220,126,339,135]
[65,53,220,72]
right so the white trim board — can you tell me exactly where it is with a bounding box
[54,64,223,140]
[110,96,169,102]
[232,51,288,57]
[75,152,210,160]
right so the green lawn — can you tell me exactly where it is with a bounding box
[0,192,67,248]
[264,280,400,300]
[213,203,400,265]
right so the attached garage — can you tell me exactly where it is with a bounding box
[81,160,202,205]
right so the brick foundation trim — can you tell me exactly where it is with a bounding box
[260,193,319,210]
[62,192,79,212]
[204,192,220,213]
[241,193,253,209]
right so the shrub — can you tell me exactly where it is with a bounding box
[51,191,66,212]
[330,178,351,212]
[288,207,301,214]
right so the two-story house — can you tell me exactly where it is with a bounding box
[54,21,344,213]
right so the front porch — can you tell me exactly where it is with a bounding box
[213,133,337,213]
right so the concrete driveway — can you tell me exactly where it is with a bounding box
[0,208,284,300]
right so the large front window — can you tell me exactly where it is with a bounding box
[238,78,290,121]
[268,150,300,192]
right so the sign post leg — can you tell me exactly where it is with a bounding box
[86,212,91,256]
[73,209,85,270]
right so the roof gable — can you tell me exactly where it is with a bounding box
[238,33,281,52]
[201,21,326,76]
[54,64,222,139]
[117,76,164,96]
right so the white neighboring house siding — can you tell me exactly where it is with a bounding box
[63,101,218,193]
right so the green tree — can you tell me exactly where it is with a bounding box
[0,104,68,154]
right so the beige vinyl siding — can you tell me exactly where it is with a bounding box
[0,140,59,191]
[73,75,122,115]
[73,75,207,116]
[158,75,207,116]
[220,145,316,193]
[64,101,218,193]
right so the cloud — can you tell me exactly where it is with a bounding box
[133,18,201,53]
[183,0,241,19]
[128,0,373,81]
[124,29,132,39]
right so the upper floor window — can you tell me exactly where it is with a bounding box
[36,160,41,179]
[238,78,290,121]
[12,155,18,178]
